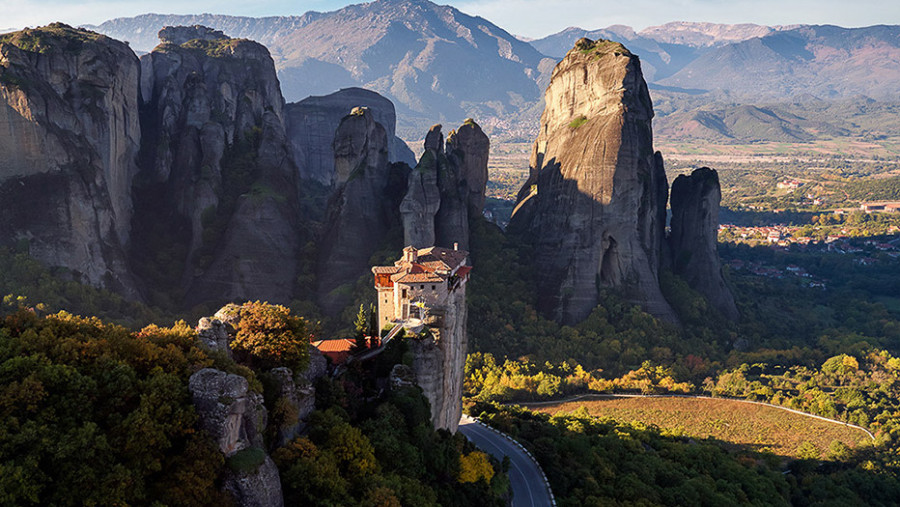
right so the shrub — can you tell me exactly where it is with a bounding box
[226,447,267,474]
[569,115,588,128]
[232,301,310,372]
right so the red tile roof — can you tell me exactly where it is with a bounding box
[312,339,356,364]
[393,263,444,283]
[373,266,403,274]
[373,245,470,286]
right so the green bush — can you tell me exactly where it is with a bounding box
[226,447,268,474]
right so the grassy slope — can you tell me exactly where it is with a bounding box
[528,396,869,459]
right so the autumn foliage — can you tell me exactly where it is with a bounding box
[230,301,310,371]
[0,309,227,506]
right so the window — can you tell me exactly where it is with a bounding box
[420,285,424,289]
[431,285,436,291]
[402,289,408,299]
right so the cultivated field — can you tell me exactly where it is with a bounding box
[526,395,871,459]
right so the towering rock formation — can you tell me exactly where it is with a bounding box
[136,25,300,304]
[401,126,443,249]
[372,246,471,431]
[284,87,415,185]
[446,120,490,217]
[0,24,140,296]
[316,107,405,315]
[408,274,468,431]
[401,121,490,250]
[669,167,739,320]
[509,38,676,325]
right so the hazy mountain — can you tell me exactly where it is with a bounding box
[88,0,556,138]
[91,5,900,139]
[528,25,702,81]
[85,13,316,52]
[529,22,798,82]
[640,22,790,47]
[652,97,900,143]
[658,25,900,101]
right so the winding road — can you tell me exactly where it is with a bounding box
[458,415,554,507]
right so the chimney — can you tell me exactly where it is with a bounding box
[403,245,418,263]
[453,242,458,251]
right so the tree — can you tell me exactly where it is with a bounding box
[231,301,310,371]
[459,451,495,483]
[353,304,369,352]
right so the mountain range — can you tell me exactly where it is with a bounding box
[87,0,554,139]
[86,1,900,141]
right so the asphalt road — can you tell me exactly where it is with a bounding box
[458,415,554,507]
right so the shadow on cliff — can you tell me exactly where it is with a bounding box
[507,157,701,326]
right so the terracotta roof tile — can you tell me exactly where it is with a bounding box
[455,266,473,278]
[395,271,445,283]
[373,245,469,286]
[312,339,355,353]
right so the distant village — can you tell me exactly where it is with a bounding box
[719,221,900,290]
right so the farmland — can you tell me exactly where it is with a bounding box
[526,395,871,459]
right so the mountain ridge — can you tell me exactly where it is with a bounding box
[87,1,555,138]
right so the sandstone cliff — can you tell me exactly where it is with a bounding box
[189,368,284,507]
[0,24,140,296]
[669,167,739,320]
[446,120,490,217]
[401,121,489,250]
[284,87,415,185]
[509,38,676,324]
[316,107,407,315]
[408,281,469,432]
[136,25,300,305]
[401,126,443,249]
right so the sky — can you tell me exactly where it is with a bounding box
[1,0,898,38]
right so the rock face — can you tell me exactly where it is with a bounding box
[189,366,285,507]
[401,126,443,249]
[223,456,284,507]
[268,367,315,447]
[0,24,140,296]
[401,121,489,250]
[316,107,406,315]
[190,303,329,507]
[408,282,469,432]
[189,368,268,455]
[509,38,676,325]
[197,316,233,357]
[669,167,739,320]
[136,25,300,305]
[446,121,490,217]
[285,87,415,185]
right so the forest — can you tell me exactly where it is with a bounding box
[462,215,900,504]
[3,213,900,505]
[0,304,509,506]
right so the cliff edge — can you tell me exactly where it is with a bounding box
[0,24,140,296]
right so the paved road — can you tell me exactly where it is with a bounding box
[458,415,553,507]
